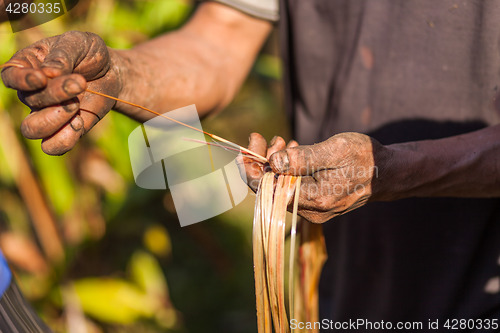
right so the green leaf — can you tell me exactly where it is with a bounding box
[73,278,156,324]
[24,139,76,215]
[141,0,192,35]
[130,250,169,300]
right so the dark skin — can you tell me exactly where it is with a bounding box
[242,126,500,223]
[1,3,272,154]
[2,3,500,223]
[2,31,119,154]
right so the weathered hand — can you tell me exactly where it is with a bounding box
[241,132,386,223]
[1,31,121,155]
[239,133,295,190]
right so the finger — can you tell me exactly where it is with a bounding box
[39,102,100,156]
[1,39,52,90]
[287,140,299,148]
[236,154,264,192]
[19,74,86,109]
[38,80,115,155]
[2,66,48,91]
[283,174,334,223]
[266,136,286,159]
[268,145,317,176]
[248,132,267,157]
[269,136,349,176]
[21,99,79,139]
[77,85,115,131]
[40,31,90,77]
[40,113,85,155]
[41,31,110,80]
[293,172,369,220]
[238,133,268,192]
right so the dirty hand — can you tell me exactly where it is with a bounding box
[1,31,121,155]
[241,132,387,223]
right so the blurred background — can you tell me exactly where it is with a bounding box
[0,0,289,332]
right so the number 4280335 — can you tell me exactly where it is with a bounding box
[5,2,62,15]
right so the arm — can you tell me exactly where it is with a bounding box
[375,123,500,200]
[114,2,272,120]
[242,125,500,223]
[1,2,271,155]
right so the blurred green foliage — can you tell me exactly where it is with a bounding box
[0,1,288,332]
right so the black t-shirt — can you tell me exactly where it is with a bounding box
[280,0,500,327]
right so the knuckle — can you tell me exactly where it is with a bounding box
[85,31,104,43]
[20,119,37,139]
[314,197,332,211]
[22,93,43,108]
[62,100,79,113]
[63,30,87,39]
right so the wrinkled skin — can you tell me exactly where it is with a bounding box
[239,132,387,223]
[1,31,121,155]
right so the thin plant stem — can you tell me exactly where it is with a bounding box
[0,63,268,164]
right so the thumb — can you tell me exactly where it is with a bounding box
[41,32,85,78]
[41,31,108,79]
[269,132,375,176]
[269,142,333,176]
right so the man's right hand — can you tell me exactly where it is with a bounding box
[1,31,121,155]
[1,2,272,155]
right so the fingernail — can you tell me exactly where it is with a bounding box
[43,60,64,69]
[26,74,42,88]
[269,136,278,146]
[63,79,82,95]
[271,151,289,173]
[70,115,84,132]
[62,101,78,113]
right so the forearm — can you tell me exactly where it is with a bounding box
[110,3,271,121]
[375,124,500,200]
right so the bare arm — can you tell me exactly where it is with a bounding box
[114,2,272,120]
[241,124,500,223]
[1,2,271,154]
[375,123,500,200]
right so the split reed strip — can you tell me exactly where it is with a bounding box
[253,172,326,333]
[253,173,294,333]
[288,175,301,330]
[294,221,327,327]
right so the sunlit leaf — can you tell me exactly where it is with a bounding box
[130,250,169,300]
[141,0,192,35]
[73,278,156,324]
[24,140,76,216]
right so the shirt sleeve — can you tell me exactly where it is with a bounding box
[207,0,279,22]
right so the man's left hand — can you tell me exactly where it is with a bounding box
[240,132,389,223]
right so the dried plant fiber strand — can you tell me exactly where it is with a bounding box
[253,172,327,333]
